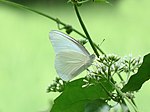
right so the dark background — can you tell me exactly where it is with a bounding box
[9,0,119,5]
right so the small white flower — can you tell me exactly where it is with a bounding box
[59,80,63,85]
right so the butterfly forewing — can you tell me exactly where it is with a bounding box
[50,30,90,55]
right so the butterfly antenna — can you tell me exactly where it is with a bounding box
[99,39,105,47]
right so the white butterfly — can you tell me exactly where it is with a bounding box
[49,30,95,81]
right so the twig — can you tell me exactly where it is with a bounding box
[73,4,99,57]
[0,0,105,55]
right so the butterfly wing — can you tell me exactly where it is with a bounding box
[55,50,91,81]
[49,30,94,81]
[50,30,90,55]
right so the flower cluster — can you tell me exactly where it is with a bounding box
[96,54,142,77]
[83,54,142,87]
[48,54,142,92]
[47,77,67,93]
[97,54,121,76]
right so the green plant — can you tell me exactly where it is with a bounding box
[1,0,150,112]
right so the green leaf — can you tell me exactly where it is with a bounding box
[50,78,114,112]
[85,99,110,112]
[122,53,150,92]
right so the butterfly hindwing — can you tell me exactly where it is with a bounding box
[55,50,90,81]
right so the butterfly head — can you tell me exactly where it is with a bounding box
[90,54,95,62]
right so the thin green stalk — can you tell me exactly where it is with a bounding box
[94,43,105,55]
[120,99,130,112]
[0,0,105,55]
[73,29,105,54]
[106,66,136,111]
[131,98,137,107]
[0,0,64,25]
[113,84,139,112]
[117,72,137,108]
[108,72,130,111]
[117,73,124,82]
[108,64,112,80]
[110,73,138,111]
[91,71,117,102]
[99,81,117,101]
[73,5,100,57]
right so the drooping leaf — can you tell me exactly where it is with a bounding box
[50,78,114,112]
[122,53,150,92]
[84,99,110,112]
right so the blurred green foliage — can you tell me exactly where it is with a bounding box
[9,0,65,4]
[9,0,119,5]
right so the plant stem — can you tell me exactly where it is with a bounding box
[1,1,139,111]
[108,76,138,112]
[106,68,137,112]
[117,73,124,82]
[120,99,130,112]
[0,0,105,55]
[113,84,139,112]
[99,81,117,101]
[131,98,137,107]
[0,0,63,25]
[73,5,100,57]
